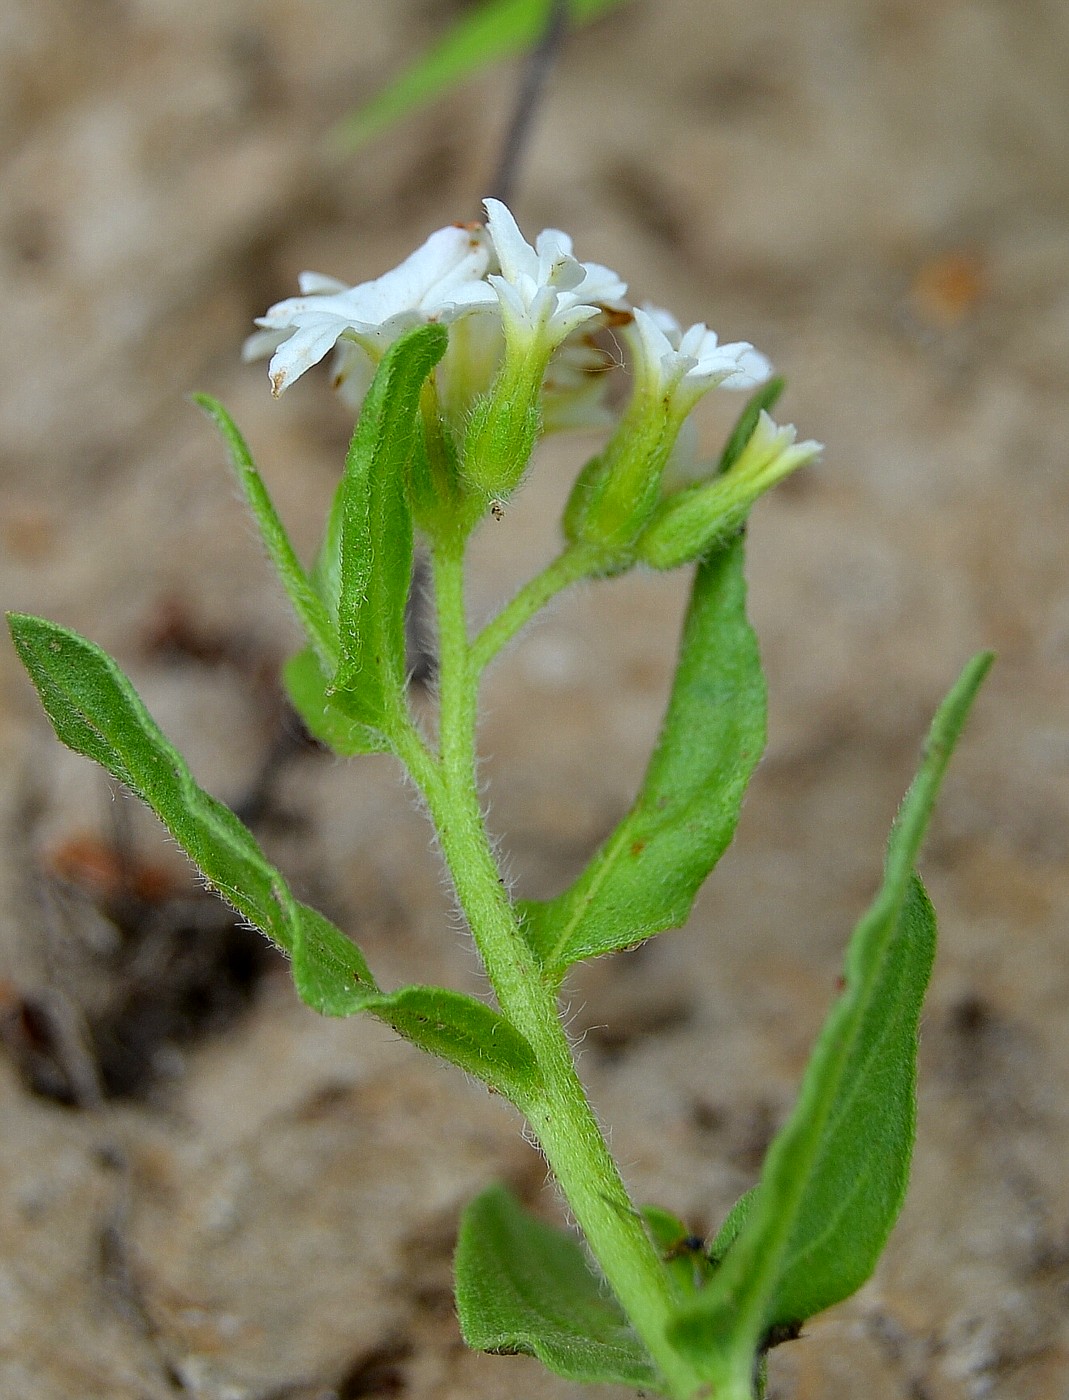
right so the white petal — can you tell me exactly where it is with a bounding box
[488,273,533,335]
[547,299,604,343]
[267,319,353,396]
[632,306,677,362]
[364,224,491,318]
[679,323,718,359]
[574,260,628,306]
[716,344,773,388]
[242,327,288,363]
[642,304,683,341]
[298,271,350,295]
[484,199,538,284]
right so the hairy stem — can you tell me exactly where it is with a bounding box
[470,541,599,676]
[393,540,706,1398]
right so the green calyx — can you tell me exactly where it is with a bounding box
[565,395,681,557]
[461,347,546,505]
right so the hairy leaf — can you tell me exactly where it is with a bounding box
[290,908,540,1101]
[521,535,765,978]
[456,1184,662,1391]
[331,0,632,152]
[193,395,337,669]
[7,614,539,1103]
[331,324,447,728]
[372,987,540,1103]
[667,653,993,1389]
[8,612,331,956]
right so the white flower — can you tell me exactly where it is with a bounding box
[483,198,627,352]
[248,224,497,396]
[630,305,771,417]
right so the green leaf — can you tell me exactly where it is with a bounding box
[331,324,447,727]
[715,377,785,477]
[7,613,541,1104]
[708,1188,759,1264]
[193,395,337,670]
[331,0,632,153]
[311,474,347,625]
[283,647,387,756]
[455,1184,663,1392]
[288,902,541,1101]
[667,653,994,1389]
[521,535,765,978]
[370,986,541,1103]
[6,611,370,972]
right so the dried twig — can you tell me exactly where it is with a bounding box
[489,0,570,206]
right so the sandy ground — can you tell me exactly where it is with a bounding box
[1,1,1067,1396]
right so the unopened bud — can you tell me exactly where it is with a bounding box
[636,412,821,570]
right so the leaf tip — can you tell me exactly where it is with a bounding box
[189,390,223,420]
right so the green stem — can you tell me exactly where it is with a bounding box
[470,541,600,677]
[397,540,706,1399]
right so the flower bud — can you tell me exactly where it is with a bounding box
[461,352,545,502]
[570,307,773,556]
[635,412,821,570]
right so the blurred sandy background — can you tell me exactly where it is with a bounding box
[1,2,1067,1396]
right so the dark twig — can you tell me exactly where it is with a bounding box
[405,2,571,680]
[488,0,570,207]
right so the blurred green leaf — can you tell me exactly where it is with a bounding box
[520,535,765,979]
[456,1183,662,1391]
[193,395,337,670]
[667,654,994,1390]
[641,1206,716,1302]
[708,1187,759,1264]
[331,324,447,729]
[332,0,633,153]
[283,646,387,756]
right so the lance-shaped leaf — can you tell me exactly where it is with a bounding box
[331,0,632,153]
[8,612,337,957]
[667,653,993,1390]
[331,323,447,728]
[521,535,765,978]
[7,614,540,1104]
[193,394,337,671]
[455,1183,663,1392]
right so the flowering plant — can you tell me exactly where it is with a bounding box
[8,200,989,1399]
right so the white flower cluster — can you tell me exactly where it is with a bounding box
[246,199,771,433]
